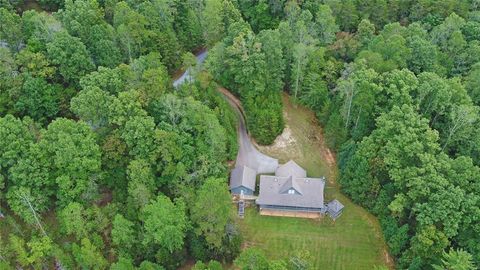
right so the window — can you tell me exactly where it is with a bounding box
[288,189,295,194]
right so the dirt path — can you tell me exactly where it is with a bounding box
[218,87,278,174]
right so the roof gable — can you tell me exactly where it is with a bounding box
[275,160,307,178]
[279,176,302,195]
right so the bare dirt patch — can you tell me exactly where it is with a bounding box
[263,125,297,150]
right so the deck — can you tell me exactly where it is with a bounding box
[259,209,322,219]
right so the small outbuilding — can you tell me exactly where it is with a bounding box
[230,165,257,196]
[327,199,344,220]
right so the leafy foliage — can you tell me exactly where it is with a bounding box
[3,1,480,269]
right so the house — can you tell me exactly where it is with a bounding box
[326,199,344,220]
[230,165,257,196]
[256,160,326,218]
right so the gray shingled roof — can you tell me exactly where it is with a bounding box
[275,160,307,178]
[327,199,344,213]
[256,175,325,208]
[230,165,257,191]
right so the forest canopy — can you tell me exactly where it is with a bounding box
[1,0,480,269]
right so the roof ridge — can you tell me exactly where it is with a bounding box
[279,176,303,195]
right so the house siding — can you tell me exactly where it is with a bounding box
[231,186,254,195]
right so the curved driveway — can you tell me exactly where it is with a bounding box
[218,88,278,174]
[173,49,278,175]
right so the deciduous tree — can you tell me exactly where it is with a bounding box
[46,32,95,85]
[191,178,231,249]
[140,195,188,253]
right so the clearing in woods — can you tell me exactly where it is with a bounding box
[238,93,393,270]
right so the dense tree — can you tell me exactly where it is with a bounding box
[8,235,53,269]
[441,104,478,151]
[79,66,129,95]
[21,10,64,51]
[0,1,221,269]
[358,24,412,73]
[6,185,50,225]
[192,260,223,270]
[135,0,183,71]
[0,8,22,52]
[334,61,381,140]
[0,51,19,115]
[126,159,155,210]
[149,94,228,184]
[111,214,136,257]
[72,238,108,270]
[113,2,149,63]
[121,116,157,161]
[298,48,332,113]
[111,257,136,270]
[432,249,476,270]
[173,0,204,51]
[0,115,34,179]
[314,4,339,45]
[15,49,56,79]
[356,19,375,49]
[465,63,480,106]
[191,178,231,249]
[203,0,242,46]
[14,75,60,123]
[257,29,285,93]
[140,195,188,254]
[46,31,95,85]
[57,202,89,240]
[234,248,269,270]
[108,90,147,127]
[58,0,121,67]
[70,86,112,129]
[39,118,101,205]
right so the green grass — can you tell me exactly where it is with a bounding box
[239,94,392,269]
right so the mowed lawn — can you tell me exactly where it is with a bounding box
[238,94,392,269]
